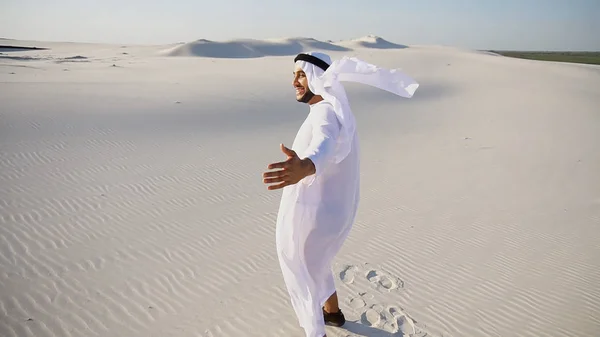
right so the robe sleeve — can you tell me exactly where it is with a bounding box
[300,103,341,185]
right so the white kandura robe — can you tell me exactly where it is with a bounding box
[275,99,360,337]
[275,51,418,337]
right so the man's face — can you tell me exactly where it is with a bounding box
[292,64,314,103]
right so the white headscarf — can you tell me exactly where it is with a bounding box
[295,51,419,164]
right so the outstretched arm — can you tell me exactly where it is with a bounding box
[262,103,341,190]
[263,144,315,190]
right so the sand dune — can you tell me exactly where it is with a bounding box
[162,37,352,58]
[1,37,600,337]
[336,35,408,49]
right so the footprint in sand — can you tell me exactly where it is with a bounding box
[360,305,383,327]
[335,262,433,336]
[360,304,417,336]
[383,305,417,335]
[349,296,367,310]
[365,269,404,291]
[340,265,359,284]
[347,291,373,310]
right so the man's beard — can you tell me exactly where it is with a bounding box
[297,87,315,103]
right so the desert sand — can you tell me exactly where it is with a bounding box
[1,36,600,337]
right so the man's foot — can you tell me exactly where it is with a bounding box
[323,307,345,327]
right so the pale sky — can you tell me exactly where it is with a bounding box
[1,0,599,51]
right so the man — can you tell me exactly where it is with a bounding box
[263,51,418,337]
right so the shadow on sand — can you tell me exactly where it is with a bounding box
[337,320,411,336]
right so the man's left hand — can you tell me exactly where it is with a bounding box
[263,144,315,190]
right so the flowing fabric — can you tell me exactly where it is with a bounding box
[275,52,418,337]
[299,52,419,164]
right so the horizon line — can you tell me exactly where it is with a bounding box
[1,36,599,53]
